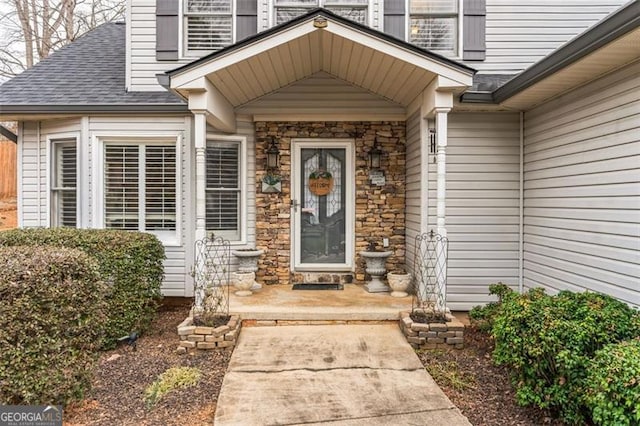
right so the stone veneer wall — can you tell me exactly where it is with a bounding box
[254,121,406,285]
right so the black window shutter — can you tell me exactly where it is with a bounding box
[237,0,258,42]
[156,0,179,61]
[463,0,486,61]
[384,0,405,40]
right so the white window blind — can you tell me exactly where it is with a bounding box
[105,145,140,230]
[185,0,233,53]
[51,140,77,227]
[104,144,177,234]
[274,0,368,25]
[410,0,458,56]
[145,146,177,231]
[206,141,241,240]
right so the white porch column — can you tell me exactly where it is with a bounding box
[435,107,450,313]
[435,107,450,237]
[194,112,207,242]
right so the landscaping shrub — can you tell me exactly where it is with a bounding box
[491,289,640,424]
[144,367,201,407]
[468,282,513,332]
[0,246,108,405]
[0,228,165,347]
[585,339,640,426]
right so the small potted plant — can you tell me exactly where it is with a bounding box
[387,266,411,298]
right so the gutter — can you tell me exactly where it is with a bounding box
[0,104,189,114]
[459,91,494,104]
[0,124,17,143]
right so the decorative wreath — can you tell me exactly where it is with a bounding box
[308,170,332,179]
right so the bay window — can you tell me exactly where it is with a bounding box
[410,0,458,56]
[103,141,178,241]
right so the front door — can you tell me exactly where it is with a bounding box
[292,140,354,271]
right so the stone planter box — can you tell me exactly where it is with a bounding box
[398,311,465,349]
[177,314,241,352]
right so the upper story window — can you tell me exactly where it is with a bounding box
[184,0,233,54]
[409,0,458,56]
[275,0,369,26]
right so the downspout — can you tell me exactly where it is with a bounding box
[518,112,524,294]
[37,121,42,226]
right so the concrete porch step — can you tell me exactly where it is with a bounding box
[229,283,412,321]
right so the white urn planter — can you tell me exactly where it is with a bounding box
[232,249,264,290]
[387,272,411,298]
[359,250,393,293]
[233,271,255,297]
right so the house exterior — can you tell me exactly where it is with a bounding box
[0,0,638,309]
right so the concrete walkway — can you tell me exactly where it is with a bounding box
[214,324,471,425]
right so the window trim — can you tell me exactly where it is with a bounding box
[182,0,236,58]
[94,133,183,246]
[206,133,247,245]
[47,133,80,228]
[406,0,463,58]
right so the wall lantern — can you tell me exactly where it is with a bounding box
[266,138,280,170]
[368,142,382,170]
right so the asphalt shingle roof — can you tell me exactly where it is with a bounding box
[0,22,186,112]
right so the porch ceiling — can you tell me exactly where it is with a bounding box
[169,10,474,110]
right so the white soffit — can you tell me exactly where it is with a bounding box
[501,28,640,110]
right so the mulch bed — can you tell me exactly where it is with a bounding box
[417,326,565,426]
[65,302,231,426]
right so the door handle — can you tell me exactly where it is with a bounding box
[290,199,299,212]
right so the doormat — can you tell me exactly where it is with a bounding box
[292,283,344,290]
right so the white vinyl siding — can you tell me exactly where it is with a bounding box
[404,111,423,277]
[523,62,640,308]
[409,0,458,56]
[429,113,521,310]
[184,0,233,54]
[206,141,241,240]
[468,0,627,73]
[51,140,78,227]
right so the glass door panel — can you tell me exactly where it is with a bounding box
[300,147,346,264]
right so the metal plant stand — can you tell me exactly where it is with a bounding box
[412,230,449,317]
[192,234,231,316]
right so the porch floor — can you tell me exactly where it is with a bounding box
[228,283,412,321]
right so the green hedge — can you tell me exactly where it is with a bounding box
[586,339,640,426]
[0,228,165,347]
[490,289,640,424]
[0,246,109,405]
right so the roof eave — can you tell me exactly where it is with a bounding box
[0,104,189,115]
[493,0,640,104]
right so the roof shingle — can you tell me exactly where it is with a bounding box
[0,22,186,112]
